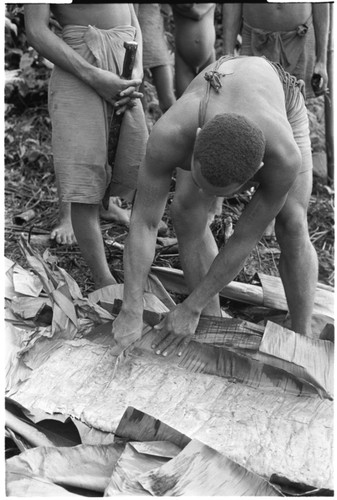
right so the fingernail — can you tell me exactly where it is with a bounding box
[156,350,161,355]
[163,352,167,357]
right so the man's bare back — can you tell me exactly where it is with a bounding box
[242,3,312,31]
[162,56,292,173]
[50,4,132,29]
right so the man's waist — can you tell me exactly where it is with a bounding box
[62,24,135,41]
[242,15,312,36]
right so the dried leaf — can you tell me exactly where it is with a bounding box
[6,443,124,494]
[139,439,281,496]
[7,329,333,489]
[105,441,175,496]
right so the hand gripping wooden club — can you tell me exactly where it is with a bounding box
[102,40,138,210]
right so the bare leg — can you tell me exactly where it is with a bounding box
[50,201,77,245]
[175,49,215,98]
[170,169,221,315]
[71,202,116,289]
[275,170,318,336]
[198,49,216,72]
[99,197,167,235]
[151,65,176,112]
[175,52,196,98]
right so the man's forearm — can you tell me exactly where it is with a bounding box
[183,229,258,314]
[122,224,158,314]
[184,186,289,314]
[312,3,329,63]
[25,17,101,88]
[129,3,143,80]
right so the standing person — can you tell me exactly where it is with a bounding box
[24,4,148,288]
[135,3,176,114]
[112,55,318,353]
[171,3,222,223]
[222,3,329,237]
[222,3,329,99]
[172,3,216,98]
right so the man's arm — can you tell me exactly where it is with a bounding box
[312,2,329,90]
[153,141,301,356]
[112,118,191,346]
[24,4,142,104]
[129,3,143,81]
[222,3,243,55]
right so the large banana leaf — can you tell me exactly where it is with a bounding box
[7,327,333,489]
[5,246,334,491]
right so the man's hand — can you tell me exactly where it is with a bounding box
[112,309,143,348]
[313,61,328,95]
[91,68,143,111]
[151,303,201,357]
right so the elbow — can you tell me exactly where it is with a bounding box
[25,30,40,51]
[290,144,302,176]
[285,145,302,188]
[25,26,47,54]
[24,27,35,47]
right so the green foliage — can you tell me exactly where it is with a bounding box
[5,4,52,105]
[5,6,53,175]
[5,108,53,176]
[5,4,26,69]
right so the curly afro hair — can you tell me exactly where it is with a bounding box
[194,113,266,187]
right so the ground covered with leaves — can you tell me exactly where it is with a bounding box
[5,5,334,303]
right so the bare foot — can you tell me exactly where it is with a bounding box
[50,219,77,245]
[50,201,77,245]
[100,197,169,235]
[100,197,131,225]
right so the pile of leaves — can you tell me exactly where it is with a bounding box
[4,4,334,300]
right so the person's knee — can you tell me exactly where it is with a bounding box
[170,196,208,237]
[170,197,190,232]
[275,210,309,252]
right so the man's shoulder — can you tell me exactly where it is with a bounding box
[146,105,198,170]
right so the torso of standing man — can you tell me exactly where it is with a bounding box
[243,3,312,32]
[50,3,132,30]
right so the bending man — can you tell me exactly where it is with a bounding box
[113,55,318,354]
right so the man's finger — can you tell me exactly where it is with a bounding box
[153,317,167,331]
[177,337,190,356]
[154,333,185,357]
[161,341,180,357]
[151,330,169,349]
[161,336,188,357]
[119,84,138,97]
[152,332,174,353]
